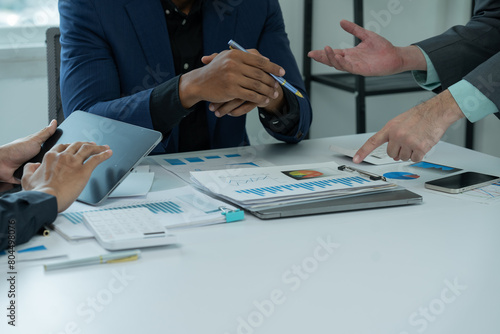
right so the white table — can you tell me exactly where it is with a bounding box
[2,134,500,334]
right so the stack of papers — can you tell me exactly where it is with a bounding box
[52,186,242,240]
[190,162,396,210]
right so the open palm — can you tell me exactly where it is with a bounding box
[309,20,405,76]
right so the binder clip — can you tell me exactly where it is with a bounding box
[219,207,245,223]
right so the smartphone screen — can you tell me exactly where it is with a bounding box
[425,171,500,193]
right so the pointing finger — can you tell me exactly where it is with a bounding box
[353,132,388,164]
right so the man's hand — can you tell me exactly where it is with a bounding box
[0,120,57,184]
[308,20,427,76]
[354,90,465,163]
[179,49,283,113]
[200,50,285,118]
[21,142,112,212]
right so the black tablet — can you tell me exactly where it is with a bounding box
[15,111,162,205]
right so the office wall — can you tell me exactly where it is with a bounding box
[267,0,500,158]
[0,0,499,158]
[0,48,48,144]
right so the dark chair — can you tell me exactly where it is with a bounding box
[46,27,64,125]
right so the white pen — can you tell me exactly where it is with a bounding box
[44,250,141,271]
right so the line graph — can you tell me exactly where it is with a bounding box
[218,173,274,187]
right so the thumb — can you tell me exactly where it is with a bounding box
[340,19,370,42]
[32,120,57,145]
[201,53,218,65]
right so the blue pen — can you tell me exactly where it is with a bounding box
[228,39,304,98]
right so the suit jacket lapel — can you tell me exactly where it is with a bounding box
[125,0,176,83]
[202,0,239,141]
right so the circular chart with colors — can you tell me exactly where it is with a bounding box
[288,170,323,179]
[383,172,420,180]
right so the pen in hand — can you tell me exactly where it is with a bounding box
[228,40,304,98]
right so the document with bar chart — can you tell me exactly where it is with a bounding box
[51,186,240,240]
[155,152,274,183]
[190,162,397,209]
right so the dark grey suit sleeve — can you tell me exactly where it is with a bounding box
[415,0,500,117]
[0,191,58,251]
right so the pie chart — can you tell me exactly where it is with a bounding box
[383,172,420,180]
[288,170,323,179]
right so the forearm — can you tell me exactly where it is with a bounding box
[150,76,196,135]
[0,191,57,251]
[178,69,203,109]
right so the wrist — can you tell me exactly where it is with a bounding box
[398,45,427,72]
[31,187,59,210]
[262,86,285,115]
[178,71,202,109]
[440,90,466,125]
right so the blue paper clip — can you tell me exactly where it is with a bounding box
[220,207,245,223]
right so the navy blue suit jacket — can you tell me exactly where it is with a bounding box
[0,191,57,251]
[59,0,312,153]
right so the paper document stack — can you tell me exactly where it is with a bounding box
[52,186,243,240]
[190,162,397,210]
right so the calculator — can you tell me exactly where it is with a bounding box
[83,208,177,250]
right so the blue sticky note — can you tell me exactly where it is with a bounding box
[165,159,186,165]
[186,157,204,163]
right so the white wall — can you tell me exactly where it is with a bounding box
[0,46,48,144]
[1,0,499,158]
[270,0,499,158]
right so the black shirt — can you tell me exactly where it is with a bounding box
[159,0,209,152]
[149,0,300,152]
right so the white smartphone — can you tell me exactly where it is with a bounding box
[425,171,500,194]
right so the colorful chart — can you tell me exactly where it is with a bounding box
[383,172,420,180]
[283,169,324,180]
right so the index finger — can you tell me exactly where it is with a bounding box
[239,51,286,78]
[353,132,388,164]
[83,149,113,171]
